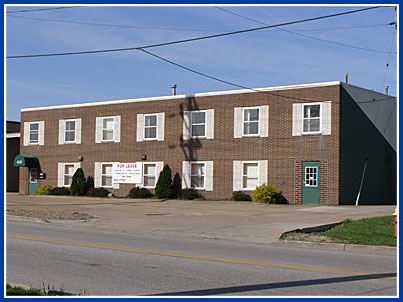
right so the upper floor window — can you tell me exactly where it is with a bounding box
[234,106,268,138]
[144,114,157,140]
[59,118,81,145]
[292,102,331,136]
[102,117,115,141]
[303,104,321,134]
[243,108,260,136]
[137,113,165,142]
[29,122,39,144]
[183,110,214,140]
[24,121,45,146]
[65,120,76,142]
[96,116,121,143]
[191,111,206,138]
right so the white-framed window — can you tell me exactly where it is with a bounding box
[102,117,115,141]
[234,106,268,138]
[233,160,267,191]
[191,111,206,138]
[59,118,81,145]
[57,162,80,187]
[96,116,120,143]
[29,122,39,144]
[144,114,158,140]
[63,164,75,186]
[143,163,157,188]
[243,107,260,136]
[305,166,318,187]
[182,161,213,191]
[242,161,259,190]
[64,120,76,143]
[302,103,321,134]
[190,162,205,189]
[101,163,113,187]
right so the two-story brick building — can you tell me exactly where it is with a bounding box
[15,81,396,205]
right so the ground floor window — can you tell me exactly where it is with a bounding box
[64,164,75,186]
[101,164,113,187]
[143,163,157,188]
[242,162,259,190]
[191,162,205,189]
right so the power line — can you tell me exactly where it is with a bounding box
[7,6,84,14]
[139,48,395,104]
[7,14,225,32]
[215,6,392,54]
[381,34,396,90]
[7,13,391,33]
[7,6,382,59]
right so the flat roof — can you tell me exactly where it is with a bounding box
[21,81,342,112]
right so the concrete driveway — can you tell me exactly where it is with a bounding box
[6,193,395,244]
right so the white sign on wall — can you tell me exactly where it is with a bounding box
[113,162,142,184]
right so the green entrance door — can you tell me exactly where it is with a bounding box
[302,161,320,205]
[28,168,39,195]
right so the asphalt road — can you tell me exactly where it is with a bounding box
[6,221,397,296]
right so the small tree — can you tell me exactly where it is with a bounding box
[154,164,173,198]
[70,168,88,196]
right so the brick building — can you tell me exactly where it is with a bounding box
[15,81,396,205]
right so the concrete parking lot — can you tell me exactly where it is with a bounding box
[6,193,396,245]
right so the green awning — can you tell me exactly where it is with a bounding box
[14,155,39,167]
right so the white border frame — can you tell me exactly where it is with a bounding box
[28,121,40,145]
[100,162,114,188]
[101,116,115,142]
[142,162,158,189]
[242,107,260,137]
[190,110,207,139]
[241,161,260,191]
[190,161,206,190]
[62,163,75,187]
[143,113,158,141]
[301,102,322,135]
[63,119,77,144]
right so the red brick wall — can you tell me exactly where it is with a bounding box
[20,84,341,204]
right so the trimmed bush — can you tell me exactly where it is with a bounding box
[172,172,182,199]
[86,176,94,189]
[154,164,173,199]
[35,184,53,195]
[86,187,110,198]
[179,188,204,200]
[48,187,71,196]
[70,168,88,196]
[251,184,288,204]
[232,191,252,201]
[128,187,153,199]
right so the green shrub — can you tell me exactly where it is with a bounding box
[48,187,71,196]
[180,188,204,200]
[86,187,110,197]
[232,191,252,201]
[251,184,288,204]
[70,168,88,196]
[154,164,173,198]
[128,187,154,199]
[35,184,53,195]
[86,176,94,188]
[172,172,182,199]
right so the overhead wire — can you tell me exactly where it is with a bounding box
[7,6,84,14]
[7,6,382,59]
[215,6,392,54]
[7,13,391,33]
[139,48,395,104]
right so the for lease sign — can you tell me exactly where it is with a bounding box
[113,162,142,184]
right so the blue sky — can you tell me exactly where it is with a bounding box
[5,5,397,121]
